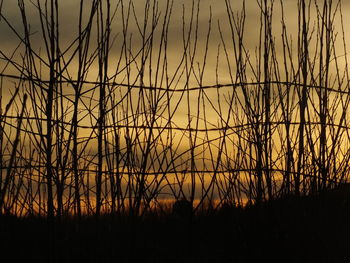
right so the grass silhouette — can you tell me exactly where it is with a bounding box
[0,0,350,262]
[2,186,350,262]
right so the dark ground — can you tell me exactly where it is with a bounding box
[1,191,350,263]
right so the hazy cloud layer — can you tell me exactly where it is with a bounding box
[1,0,349,84]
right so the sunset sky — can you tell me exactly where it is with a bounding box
[1,0,349,85]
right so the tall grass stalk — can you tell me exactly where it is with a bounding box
[0,0,348,218]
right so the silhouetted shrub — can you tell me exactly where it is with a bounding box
[172,199,193,219]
